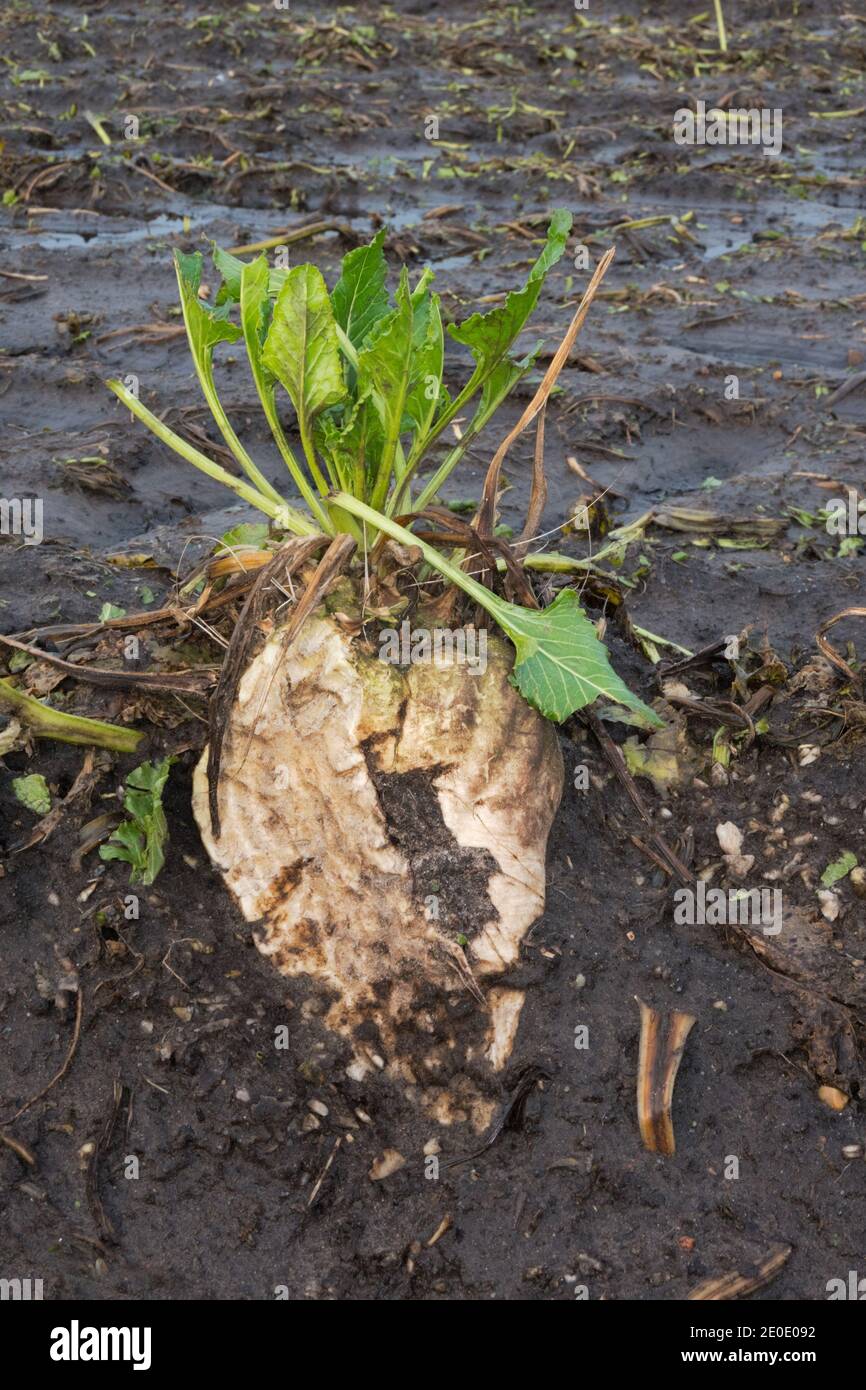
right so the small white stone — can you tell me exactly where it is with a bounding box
[726,853,755,880]
[817,889,840,922]
[369,1149,405,1180]
[716,821,743,856]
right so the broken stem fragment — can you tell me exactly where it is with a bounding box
[687,1244,792,1301]
[0,679,143,753]
[635,997,696,1156]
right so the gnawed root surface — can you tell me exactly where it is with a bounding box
[192,613,563,1128]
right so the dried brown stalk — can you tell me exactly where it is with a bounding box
[687,1245,792,1300]
[475,246,616,539]
[635,997,696,1156]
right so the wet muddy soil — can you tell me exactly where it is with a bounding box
[1,0,865,1300]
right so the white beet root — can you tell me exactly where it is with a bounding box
[192,609,563,1128]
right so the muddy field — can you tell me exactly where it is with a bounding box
[1,0,865,1302]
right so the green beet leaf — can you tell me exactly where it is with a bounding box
[331,227,390,350]
[99,755,176,886]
